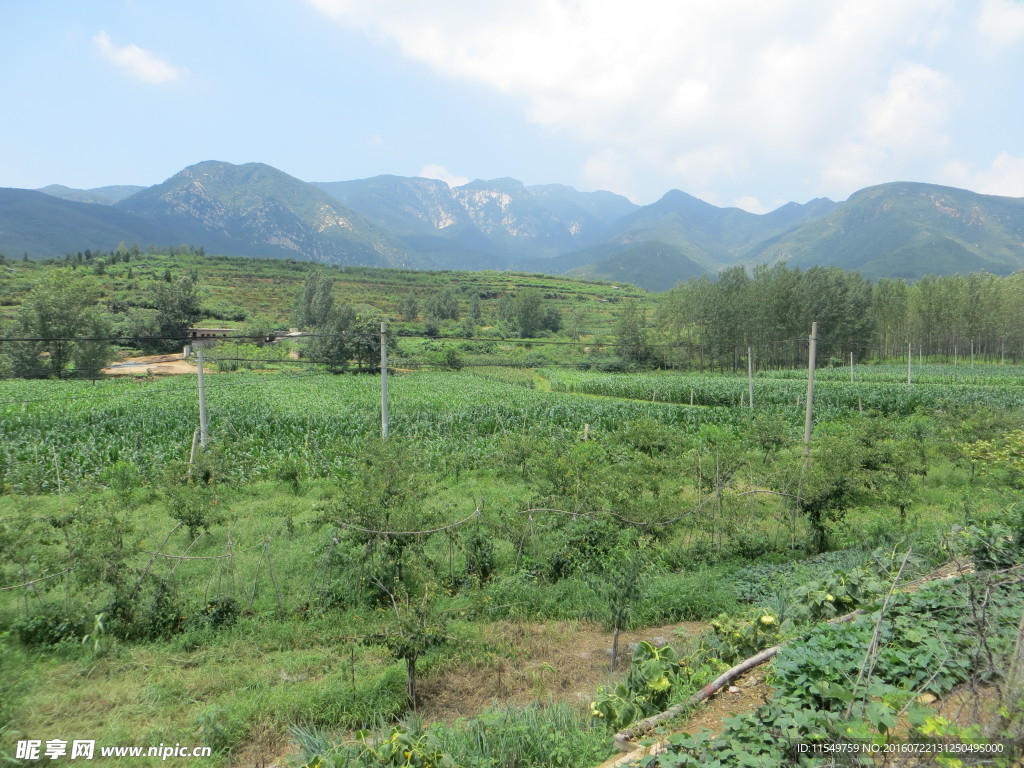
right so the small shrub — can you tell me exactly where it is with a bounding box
[464,528,495,584]
[10,608,87,648]
[274,457,305,494]
[198,596,240,629]
[963,521,1023,571]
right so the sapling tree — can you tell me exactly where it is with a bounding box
[368,585,451,709]
[325,439,429,604]
[591,545,649,670]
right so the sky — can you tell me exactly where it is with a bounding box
[2,1,1024,212]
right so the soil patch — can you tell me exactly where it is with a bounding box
[417,620,709,723]
[103,354,197,376]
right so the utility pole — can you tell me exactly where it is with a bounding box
[747,346,754,408]
[850,351,854,382]
[803,322,817,460]
[197,346,208,448]
[907,342,912,385]
[380,322,389,439]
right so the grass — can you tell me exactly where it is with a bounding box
[3,353,1023,763]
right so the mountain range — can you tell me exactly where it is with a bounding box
[3,160,1024,289]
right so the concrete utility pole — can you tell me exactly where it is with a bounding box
[747,346,754,408]
[197,347,208,448]
[803,322,817,460]
[908,342,912,385]
[380,322,389,439]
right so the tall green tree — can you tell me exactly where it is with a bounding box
[292,271,335,329]
[307,304,383,372]
[147,273,201,353]
[516,290,545,338]
[423,287,459,321]
[871,278,909,360]
[399,292,419,322]
[3,270,112,378]
[616,301,651,366]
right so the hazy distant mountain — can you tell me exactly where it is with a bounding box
[603,190,836,271]
[315,175,637,262]
[37,184,146,205]
[0,188,178,257]
[10,162,1024,287]
[116,161,419,267]
[757,182,1024,279]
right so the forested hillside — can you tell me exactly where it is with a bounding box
[3,252,1024,380]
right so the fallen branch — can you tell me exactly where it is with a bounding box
[614,643,781,750]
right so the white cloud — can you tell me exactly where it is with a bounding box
[822,62,957,193]
[942,152,1024,197]
[418,164,469,187]
[863,64,956,152]
[734,196,769,214]
[93,31,185,84]
[582,149,637,201]
[976,0,1024,49]
[308,0,960,201]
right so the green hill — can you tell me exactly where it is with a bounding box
[564,241,705,291]
[758,182,1024,278]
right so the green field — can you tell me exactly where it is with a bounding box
[3,255,1024,766]
[2,362,1024,765]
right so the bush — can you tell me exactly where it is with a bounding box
[113,578,186,641]
[10,608,87,648]
[198,596,240,629]
[464,528,495,584]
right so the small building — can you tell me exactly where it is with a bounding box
[187,328,235,348]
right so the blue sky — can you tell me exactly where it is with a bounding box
[2,1,1024,212]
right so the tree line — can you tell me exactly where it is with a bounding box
[650,264,1024,370]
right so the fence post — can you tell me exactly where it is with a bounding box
[803,322,817,460]
[381,322,389,439]
[197,347,208,448]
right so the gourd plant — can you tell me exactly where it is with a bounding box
[592,641,681,730]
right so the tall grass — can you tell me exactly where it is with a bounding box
[291,702,613,768]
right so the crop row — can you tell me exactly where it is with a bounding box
[760,362,1024,386]
[543,367,1024,414]
[0,372,749,493]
